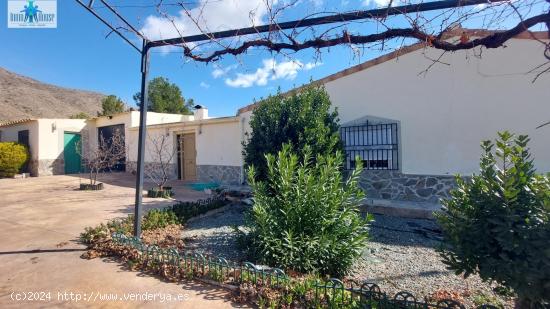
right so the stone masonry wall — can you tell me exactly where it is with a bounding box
[357,170,458,203]
[197,165,241,185]
[127,162,240,185]
[126,161,178,180]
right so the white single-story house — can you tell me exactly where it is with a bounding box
[237,28,550,202]
[0,109,243,182]
[1,28,548,204]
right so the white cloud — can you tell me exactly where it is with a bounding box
[225,59,321,88]
[200,81,210,88]
[211,64,238,78]
[140,0,276,41]
[362,0,397,7]
[305,62,322,70]
[212,68,225,78]
[474,0,517,11]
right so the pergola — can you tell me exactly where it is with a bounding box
[74,0,501,237]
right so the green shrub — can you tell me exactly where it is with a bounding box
[435,132,550,307]
[0,142,29,177]
[106,215,134,235]
[169,197,227,224]
[80,224,110,244]
[238,145,370,277]
[243,85,342,180]
[80,197,228,244]
[80,216,134,243]
[142,209,179,230]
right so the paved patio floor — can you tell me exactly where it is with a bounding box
[0,173,248,308]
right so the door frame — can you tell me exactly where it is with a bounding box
[63,131,82,174]
[176,131,197,181]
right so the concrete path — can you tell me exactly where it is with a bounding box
[0,174,248,308]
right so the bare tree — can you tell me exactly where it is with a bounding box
[77,130,126,188]
[145,133,176,193]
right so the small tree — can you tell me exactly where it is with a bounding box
[133,77,194,115]
[98,95,126,117]
[77,130,126,186]
[145,133,176,192]
[436,132,550,307]
[238,144,370,277]
[243,85,341,180]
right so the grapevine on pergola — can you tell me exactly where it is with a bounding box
[85,0,549,72]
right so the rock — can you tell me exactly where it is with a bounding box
[426,177,438,187]
[417,188,434,197]
[372,181,390,190]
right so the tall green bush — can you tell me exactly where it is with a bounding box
[436,132,550,307]
[0,142,29,177]
[243,85,341,180]
[238,145,370,277]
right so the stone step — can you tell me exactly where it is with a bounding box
[360,198,441,219]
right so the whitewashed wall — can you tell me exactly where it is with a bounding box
[127,126,177,163]
[91,111,191,160]
[0,119,88,175]
[36,119,88,161]
[0,121,39,160]
[0,119,89,161]
[127,119,242,165]
[323,38,550,175]
[195,120,242,166]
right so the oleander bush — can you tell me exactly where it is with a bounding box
[0,142,29,178]
[436,131,550,308]
[237,144,370,277]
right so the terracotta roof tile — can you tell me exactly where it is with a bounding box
[0,119,35,127]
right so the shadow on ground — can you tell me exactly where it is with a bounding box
[65,172,210,202]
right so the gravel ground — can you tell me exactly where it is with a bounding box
[350,215,513,307]
[180,205,512,307]
[181,203,248,262]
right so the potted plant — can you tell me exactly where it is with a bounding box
[77,130,125,190]
[145,133,175,198]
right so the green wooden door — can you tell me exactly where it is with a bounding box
[64,133,81,174]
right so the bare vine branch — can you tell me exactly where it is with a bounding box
[173,12,549,63]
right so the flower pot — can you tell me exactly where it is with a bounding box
[80,183,104,190]
[147,187,174,198]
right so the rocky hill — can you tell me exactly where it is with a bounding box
[0,67,104,121]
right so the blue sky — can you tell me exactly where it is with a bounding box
[1,0,546,117]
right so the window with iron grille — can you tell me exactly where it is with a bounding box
[340,123,399,170]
